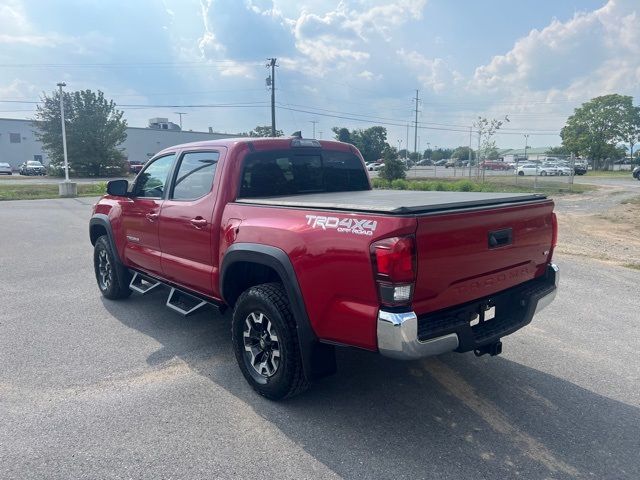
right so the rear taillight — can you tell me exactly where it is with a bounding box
[371,236,416,307]
[551,212,558,250]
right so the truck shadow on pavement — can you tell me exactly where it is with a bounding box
[102,290,639,480]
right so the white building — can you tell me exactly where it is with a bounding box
[0,117,241,170]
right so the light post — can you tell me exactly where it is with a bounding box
[57,82,77,197]
[397,139,403,157]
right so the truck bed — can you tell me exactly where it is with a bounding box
[236,190,547,215]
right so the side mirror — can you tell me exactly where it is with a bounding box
[107,179,129,196]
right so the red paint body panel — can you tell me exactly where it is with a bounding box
[412,201,554,316]
[93,137,556,353]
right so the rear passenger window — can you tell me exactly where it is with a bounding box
[239,150,368,198]
[171,151,219,200]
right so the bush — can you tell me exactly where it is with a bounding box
[457,180,474,192]
[379,151,407,181]
[391,179,408,190]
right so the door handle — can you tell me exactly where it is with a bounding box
[190,217,208,228]
[145,212,159,222]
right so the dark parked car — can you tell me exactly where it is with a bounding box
[19,161,46,176]
[128,160,146,174]
[574,162,587,175]
[633,165,640,180]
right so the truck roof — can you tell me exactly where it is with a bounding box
[236,190,548,215]
[156,137,353,156]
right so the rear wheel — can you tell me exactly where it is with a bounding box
[232,283,309,400]
[540,170,547,176]
[93,235,132,300]
[518,171,524,176]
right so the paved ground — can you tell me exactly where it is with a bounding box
[1,197,639,480]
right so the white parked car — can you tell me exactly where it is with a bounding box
[516,164,541,176]
[0,162,12,175]
[368,163,384,171]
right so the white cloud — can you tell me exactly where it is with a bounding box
[397,49,462,93]
[472,0,640,98]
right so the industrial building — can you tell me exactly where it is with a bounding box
[0,117,241,171]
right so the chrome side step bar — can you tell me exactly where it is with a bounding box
[129,272,162,295]
[166,288,208,317]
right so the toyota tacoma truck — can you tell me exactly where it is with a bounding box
[89,137,559,399]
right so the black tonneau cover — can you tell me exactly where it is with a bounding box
[236,190,547,215]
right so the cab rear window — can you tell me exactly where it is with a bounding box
[239,150,369,198]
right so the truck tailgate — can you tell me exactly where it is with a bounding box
[412,199,555,315]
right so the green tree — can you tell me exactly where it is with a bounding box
[332,127,352,143]
[332,126,390,162]
[561,94,634,169]
[408,151,420,161]
[423,148,433,159]
[546,146,570,156]
[244,125,283,137]
[452,146,475,161]
[398,148,408,159]
[34,89,127,176]
[620,104,640,162]
[485,145,499,160]
[379,147,406,181]
[431,149,445,161]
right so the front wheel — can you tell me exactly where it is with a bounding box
[93,235,132,300]
[232,283,309,400]
[518,171,524,176]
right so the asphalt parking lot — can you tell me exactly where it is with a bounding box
[1,197,639,479]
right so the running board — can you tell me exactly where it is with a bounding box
[129,272,162,295]
[166,288,209,316]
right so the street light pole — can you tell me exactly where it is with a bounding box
[57,82,69,182]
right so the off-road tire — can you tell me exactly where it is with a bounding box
[232,282,310,400]
[93,235,132,300]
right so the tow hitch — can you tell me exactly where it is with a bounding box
[474,341,502,357]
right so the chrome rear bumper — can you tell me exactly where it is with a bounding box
[377,263,559,360]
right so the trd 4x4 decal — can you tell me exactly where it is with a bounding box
[305,215,377,236]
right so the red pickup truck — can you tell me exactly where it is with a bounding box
[90,137,559,399]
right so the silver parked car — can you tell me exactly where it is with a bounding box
[0,162,12,175]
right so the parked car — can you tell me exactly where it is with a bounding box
[128,160,146,174]
[368,163,384,171]
[574,162,587,175]
[480,161,511,171]
[90,137,558,400]
[19,160,46,176]
[0,162,12,175]
[538,163,560,176]
[416,159,432,166]
[517,164,553,176]
[554,164,572,176]
[434,159,447,166]
[633,165,640,180]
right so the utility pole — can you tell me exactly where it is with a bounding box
[413,89,419,153]
[266,58,278,137]
[397,139,402,157]
[57,82,69,182]
[522,133,529,186]
[309,120,318,138]
[468,126,473,178]
[318,131,323,139]
[406,124,409,158]
[174,112,187,130]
